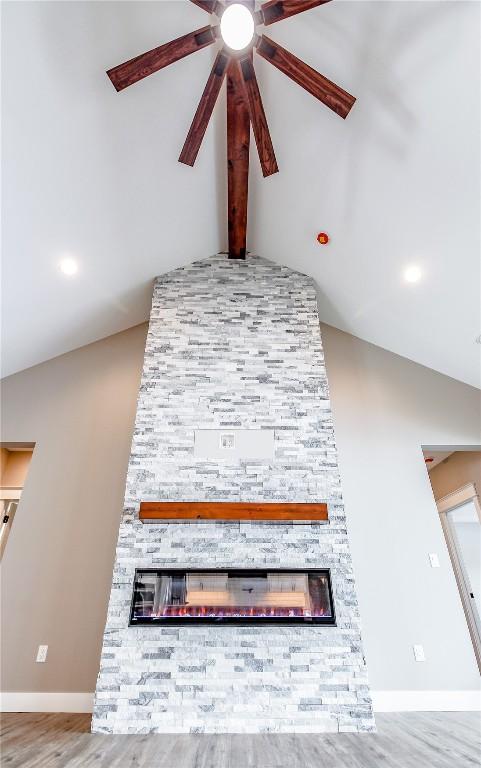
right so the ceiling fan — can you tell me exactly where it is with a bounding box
[107,0,356,259]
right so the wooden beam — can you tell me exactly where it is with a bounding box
[189,0,224,15]
[227,57,250,260]
[255,0,332,27]
[139,501,328,523]
[256,35,355,119]
[238,56,279,177]
[106,26,217,92]
[179,49,229,167]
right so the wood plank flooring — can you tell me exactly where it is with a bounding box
[1,712,480,768]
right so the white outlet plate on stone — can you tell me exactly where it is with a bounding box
[36,645,48,663]
[219,433,235,450]
[429,553,440,568]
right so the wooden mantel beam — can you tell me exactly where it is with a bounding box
[227,57,250,260]
[139,501,328,523]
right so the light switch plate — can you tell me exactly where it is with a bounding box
[429,553,440,568]
[36,645,48,663]
[413,644,425,662]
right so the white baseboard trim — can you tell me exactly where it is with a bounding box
[372,690,481,712]
[0,692,94,713]
[1,690,480,714]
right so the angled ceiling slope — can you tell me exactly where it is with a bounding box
[1,1,480,387]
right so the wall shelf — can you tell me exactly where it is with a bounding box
[139,501,328,524]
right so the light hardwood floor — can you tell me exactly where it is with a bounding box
[0,712,480,768]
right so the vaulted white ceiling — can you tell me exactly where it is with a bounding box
[2,1,480,387]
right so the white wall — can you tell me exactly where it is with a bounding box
[1,319,480,704]
[0,324,147,694]
[321,323,481,692]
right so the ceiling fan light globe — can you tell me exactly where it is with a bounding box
[220,4,255,51]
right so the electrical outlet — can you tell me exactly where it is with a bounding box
[413,644,425,662]
[36,645,48,663]
[429,553,440,568]
[219,433,235,450]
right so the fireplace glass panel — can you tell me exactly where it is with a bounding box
[130,569,335,625]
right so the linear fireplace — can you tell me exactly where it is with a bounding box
[129,569,335,625]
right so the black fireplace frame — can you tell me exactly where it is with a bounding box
[129,568,336,626]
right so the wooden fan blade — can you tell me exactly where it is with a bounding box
[237,57,278,178]
[256,35,355,119]
[189,0,224,15]
[107,26,217,92]
[179,50,230,167]
[227,58,250,259]
[256,0,332,26]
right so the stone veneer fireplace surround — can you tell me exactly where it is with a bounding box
[92,254,375,734]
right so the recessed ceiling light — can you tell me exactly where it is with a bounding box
[59,257,79,276]
[220,3,255,51]
[404,265,422,283]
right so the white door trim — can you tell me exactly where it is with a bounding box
[0,489,22,501]
[437,482,481,519]
[436,483,481,672]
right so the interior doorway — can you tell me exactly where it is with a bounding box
[0,443,35,559]
[424,448,481,673]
